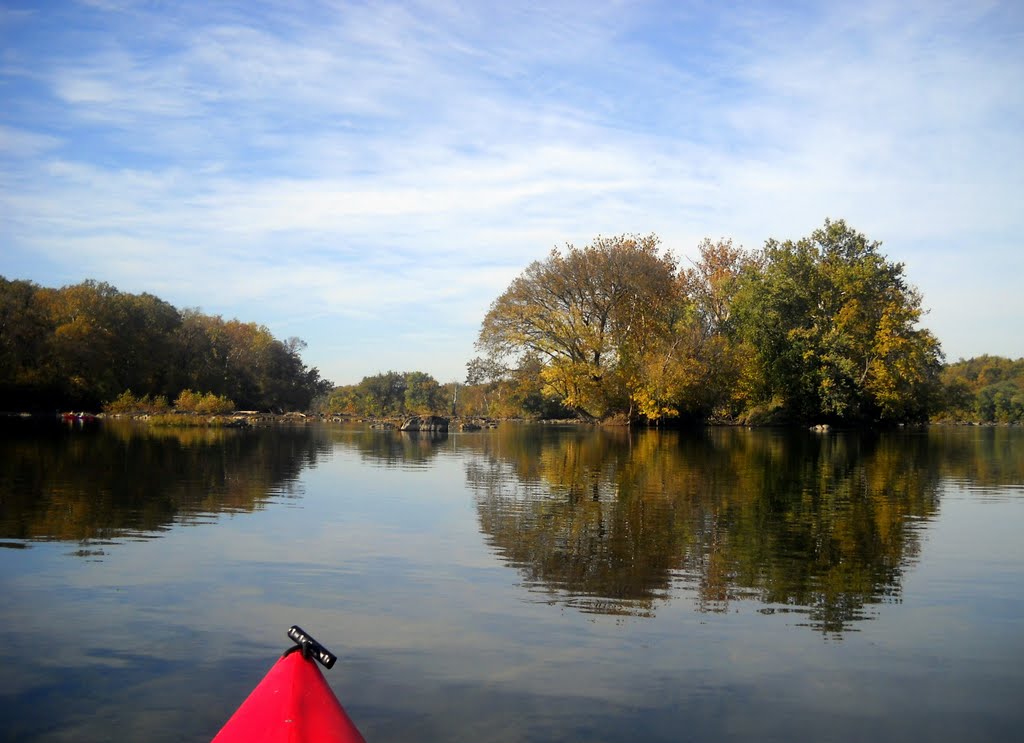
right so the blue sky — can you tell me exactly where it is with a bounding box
[2,0,1022,385]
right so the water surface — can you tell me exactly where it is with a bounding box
[1,421,1022,741]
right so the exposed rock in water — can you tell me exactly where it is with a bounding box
[456,417,498,431]
[401,415,449,432]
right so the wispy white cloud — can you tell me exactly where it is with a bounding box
[0,125,62,156]
[1,0,1022,382]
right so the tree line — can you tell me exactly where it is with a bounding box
[938,355,1024,424]
[0,277,332,412]
[265,218,1023,427]
[321,365,571,420]
[324,371,451,418]
[4,219,1017,425]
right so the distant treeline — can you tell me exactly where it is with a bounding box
[939,356,1024,424]
[0,277,332,412]
[321,368,570,420]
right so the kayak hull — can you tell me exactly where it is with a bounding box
[212,650,366,743]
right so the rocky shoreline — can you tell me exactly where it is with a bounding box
[3,410,1018,429]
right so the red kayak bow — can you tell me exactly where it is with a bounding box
[212,626,367,743]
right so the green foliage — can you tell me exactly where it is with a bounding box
[731,219,943,424]
[358,371,408,417]
[976,382,1024,423]
[324,365,568,421]
[323,371,449,418]
[500,355,570,419]
[403,371,443,415]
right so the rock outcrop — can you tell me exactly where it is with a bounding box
[400,415,449,432]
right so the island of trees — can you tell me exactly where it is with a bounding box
[2,219,1021,425]
[325,220,1020,426]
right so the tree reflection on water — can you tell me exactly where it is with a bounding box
[3,418,1020,636]
[0,419,332,545]
[465,426,961,633]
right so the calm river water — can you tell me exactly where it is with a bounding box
[1,420,1022,742]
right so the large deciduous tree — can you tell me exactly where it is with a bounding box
[733,219,943,423]
[476,234,677,419]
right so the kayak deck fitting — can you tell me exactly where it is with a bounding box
[212,626,367,743]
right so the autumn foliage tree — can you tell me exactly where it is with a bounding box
[477,234,678,419]
[630,239,757,422]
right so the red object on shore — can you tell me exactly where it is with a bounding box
[211,648,366,743]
